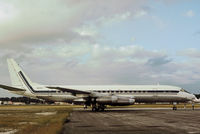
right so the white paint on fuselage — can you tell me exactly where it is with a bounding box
[23,84,196,103]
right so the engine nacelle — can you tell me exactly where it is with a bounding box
[116,97,135,105]
[96,96,135,105]
[96,96,118,104]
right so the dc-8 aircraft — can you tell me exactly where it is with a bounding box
[0,59,199,111]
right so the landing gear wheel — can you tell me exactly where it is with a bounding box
[92,106,99,112]
[98,105,105,112]
[173,107,177,110]
[91,103,106,112]
[172,102,177,110]
[99,107,105,111]
[92,107,96,111]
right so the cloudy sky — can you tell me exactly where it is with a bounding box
[0,0,200,97]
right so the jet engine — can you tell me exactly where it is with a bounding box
[96,96,118,104]
[96,95,135,105]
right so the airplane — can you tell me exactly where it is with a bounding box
[0,59,199,111]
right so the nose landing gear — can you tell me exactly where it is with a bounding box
[172,102,177,110]
[192,103,195,110]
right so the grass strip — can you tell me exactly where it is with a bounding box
[0,105,72,134]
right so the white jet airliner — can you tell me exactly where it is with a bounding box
[0,59,199,111]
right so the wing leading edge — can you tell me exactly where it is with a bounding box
[46,86,91,94]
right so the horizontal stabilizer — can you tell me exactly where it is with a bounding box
[46,86,91,94]
[0,84,26,92]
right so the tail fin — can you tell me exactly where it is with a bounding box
[7,59,34,93]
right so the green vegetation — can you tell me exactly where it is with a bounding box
[0,105,72,134]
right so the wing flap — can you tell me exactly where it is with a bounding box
[0,84,26,92]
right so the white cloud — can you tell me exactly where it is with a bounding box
[1,43,200,96]
[1,1,200,96]
[178,48,200,58]
[74,25,98,37]
[29,44,166,65]
[96,12,132,26]
[134,10,147,18]
[74,9,147,39]
[0,0,148,47]
[185,10,195,17]
[0,2,17,22]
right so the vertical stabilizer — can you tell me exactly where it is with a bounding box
[7,59,33,90]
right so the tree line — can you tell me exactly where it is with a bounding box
[0,97,45,104]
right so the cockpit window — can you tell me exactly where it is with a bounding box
[180,88,190,93]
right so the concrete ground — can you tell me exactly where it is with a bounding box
[62,108,200,134]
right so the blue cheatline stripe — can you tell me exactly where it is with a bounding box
[18,71,56,93]
[18,71,35,93]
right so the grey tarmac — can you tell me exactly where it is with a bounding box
[62,108,200,134]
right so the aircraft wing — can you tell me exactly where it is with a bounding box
[46,86,91,94]
[0,84,26,92]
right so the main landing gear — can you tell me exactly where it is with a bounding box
[91,104,106,112]
[84,98,106,112]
